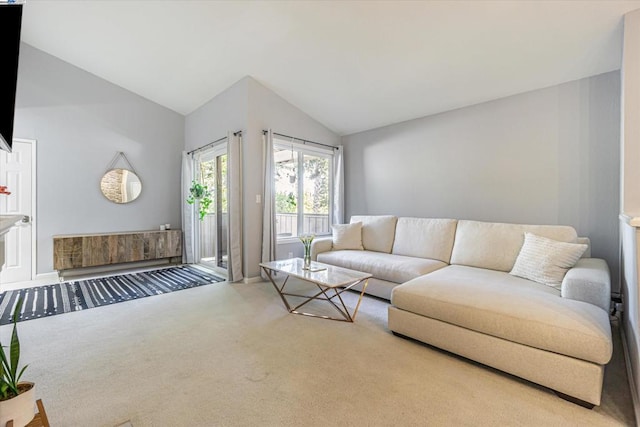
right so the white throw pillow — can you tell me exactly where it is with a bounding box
[350,215,397,253]
[510,232,588,288]
[332,222,364,250]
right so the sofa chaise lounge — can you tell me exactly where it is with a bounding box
[311,216,612,407]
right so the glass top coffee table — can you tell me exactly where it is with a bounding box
[259,258,372,322]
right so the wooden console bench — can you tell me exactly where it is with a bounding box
[53,229,182,278]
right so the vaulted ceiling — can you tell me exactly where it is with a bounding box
[19,1,640,135]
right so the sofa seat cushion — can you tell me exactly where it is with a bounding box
[317,250,447,284]
[391,265,612,364]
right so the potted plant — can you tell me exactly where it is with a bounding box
[186,180,213,221]
[0,298,35,427]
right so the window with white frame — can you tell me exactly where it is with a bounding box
[274,138,333,240]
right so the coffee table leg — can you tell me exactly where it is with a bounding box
[350,278,369,321]
[308,278,370,322]
[262,266,292,312]
[313,285,352,321]
[262,267,369,322]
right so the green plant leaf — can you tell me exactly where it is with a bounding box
[0,298,27,399]
[15,364,28,384]
[188,180,214,220]
[0,352,7,399]
[0,382,8,400]
[9,327,19,384]
[0,356,7,376]
[7,298,23,396]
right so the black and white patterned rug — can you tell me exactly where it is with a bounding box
[0,265,225,325]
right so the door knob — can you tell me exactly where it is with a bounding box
[21,215,30,224]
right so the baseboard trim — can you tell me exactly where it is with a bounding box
[1,271,59,291]
[0,271,59,292]
[243,275,262,284]
[620,324,640,424]
[35,271,59,282]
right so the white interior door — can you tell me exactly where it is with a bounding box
[0,140,33,284]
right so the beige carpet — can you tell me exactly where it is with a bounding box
[9,276,636,426]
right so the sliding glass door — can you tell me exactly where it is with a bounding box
[195,146,228,271]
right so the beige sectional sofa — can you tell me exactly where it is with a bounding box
[311,216,612,407]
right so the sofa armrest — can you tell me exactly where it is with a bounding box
[561,258,611,312]
[311,237,333,261]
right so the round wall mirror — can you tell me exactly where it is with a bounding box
[100,168,142,204]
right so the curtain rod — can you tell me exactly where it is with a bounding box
[264,130,338,151]
[187,131,242,155]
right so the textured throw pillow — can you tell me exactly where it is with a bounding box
[332,222,364,250]
[510,232,588,288]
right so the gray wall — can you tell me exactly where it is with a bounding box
[14,44,185,274]
[343,71,621,289]
[185,76,340,279]
[184,78,247,153]
[246,78,341,269]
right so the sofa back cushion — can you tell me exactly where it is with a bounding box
[350,215,398,253]
[450,220,578,272]
[577,237,591,258]
[391,218,458,263]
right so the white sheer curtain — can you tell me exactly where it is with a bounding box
[333,145,345,225]
[181,151,195,263]
[261,129,276,271]
[227,132,244,282]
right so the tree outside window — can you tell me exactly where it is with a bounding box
[199,154,227,215]
[274,142,332,238]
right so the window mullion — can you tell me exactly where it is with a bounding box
[328,159,334,230]
[297,152,304,236]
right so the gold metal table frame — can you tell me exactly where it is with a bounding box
[260,258,372,322]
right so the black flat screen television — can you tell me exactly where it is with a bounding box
[0,3,23,153]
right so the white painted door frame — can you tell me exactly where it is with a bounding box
[0,138,37,283]
[23,138,37,281]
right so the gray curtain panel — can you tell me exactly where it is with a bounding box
[333,145,345,225]
[181,151,195,264]
[261,130,277,277]
[227,132,244,282]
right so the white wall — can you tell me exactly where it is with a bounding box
[620,8,640,416]
[621,219,639,412]
[14,44,185,274]
[185,76,340,279]
[343,71,621,290]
